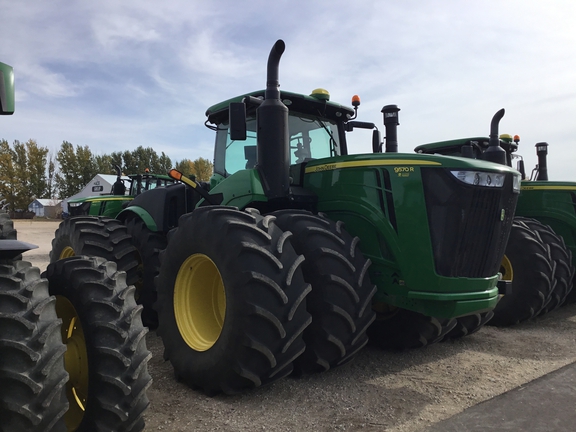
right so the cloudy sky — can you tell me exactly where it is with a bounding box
[2,0,576,179]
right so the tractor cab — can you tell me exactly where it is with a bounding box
[206,89,353,180]
[415,133,526,178]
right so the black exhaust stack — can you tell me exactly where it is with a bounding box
[382,105,400,153]
[535,142,549,180]
[483,108,507,165]
[257,40,290,199]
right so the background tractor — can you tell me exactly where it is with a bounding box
[1,61,151,431]
[66,39,523,396]
[66,164,177,218]
[415,122,576,326]
[52,166,177,328]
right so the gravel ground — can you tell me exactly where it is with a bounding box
[15,220,576,431]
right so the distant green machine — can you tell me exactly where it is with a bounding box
[66,165,176,218]
[65,40,520,396]
[416,128,576,326]
[52,164,177,328]
[0,61,151,431]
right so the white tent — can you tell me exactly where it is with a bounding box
[62,174,130,214]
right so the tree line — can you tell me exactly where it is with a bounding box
[0,139,213,211]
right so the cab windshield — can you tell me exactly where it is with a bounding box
[218,113,340,176]
[128,176,174,196]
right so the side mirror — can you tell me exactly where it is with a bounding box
[517,160,526,180]
[229,102,247,141]
[0,62,15,115]
[372,130,382,153]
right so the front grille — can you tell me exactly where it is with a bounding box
[421,168,517,278]
[68,201,91,217]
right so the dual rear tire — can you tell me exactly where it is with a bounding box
[155,207,311,395]
[155,207,377,394]
[490,217,574,326]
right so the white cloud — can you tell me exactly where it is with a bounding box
[2,0,576,178]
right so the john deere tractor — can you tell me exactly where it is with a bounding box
[51,40,520,395]
[415,118,576,326]
[66,165,176,218]
[514,141,576,306]
[51,164,177,328]
[1,61,151,431]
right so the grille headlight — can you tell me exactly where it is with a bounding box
[450,170,505,188]
[512,174,521,194]
[68,202,83,207]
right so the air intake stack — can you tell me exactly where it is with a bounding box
[382,105,400,153]
[535,142,549,181]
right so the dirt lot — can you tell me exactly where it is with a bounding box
[15,220,576,431]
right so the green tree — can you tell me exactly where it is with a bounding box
[27,139,49,198]
[157,152,172,174]
[110,151,123,172]
[0,139,49,210]
[93,154,114,175]
[175,159,194,177]
[121,150,137,174]
[0,140,19,210]
[54,141,98,198]
[120,146,172,174]
[46,151,56,199]
[190,157,213,182]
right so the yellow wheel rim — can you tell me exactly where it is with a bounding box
[60,246,75,259]
[500,255,514,282]
[174,254,226,352]
[55,296,89,431]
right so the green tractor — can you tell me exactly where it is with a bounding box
[0,62,151,431]
[79,39,520,396]
[52,166,177,328]
[66,165,176,218]
[415,120,576,326]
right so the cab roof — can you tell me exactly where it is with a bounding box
[205,90,355,125]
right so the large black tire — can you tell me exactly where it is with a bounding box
[0,260,68,432]
[125,217,167,329]
[489,217,555,327]
[46,256,152,431]
[155,206,311,395]
[270,210,376,374]
[50,216,139,288]
[367,306,455,350]
[441,311,494,341]
[520,218,575,311]
[0,212,17,239]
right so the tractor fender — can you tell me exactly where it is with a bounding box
[117,206,158,232]
[117,183,198,233]
[0,239,38,259]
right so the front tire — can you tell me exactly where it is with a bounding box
[441,311,494,341]
[271,210,376,374]
[489,217,554,326]
[46,256,152,431]
[520,218,575,312]
[367,306,455,350]
[0,261,68,432]
[50,216,139,292]
[155,207,311,395]
[125,217,167,329]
